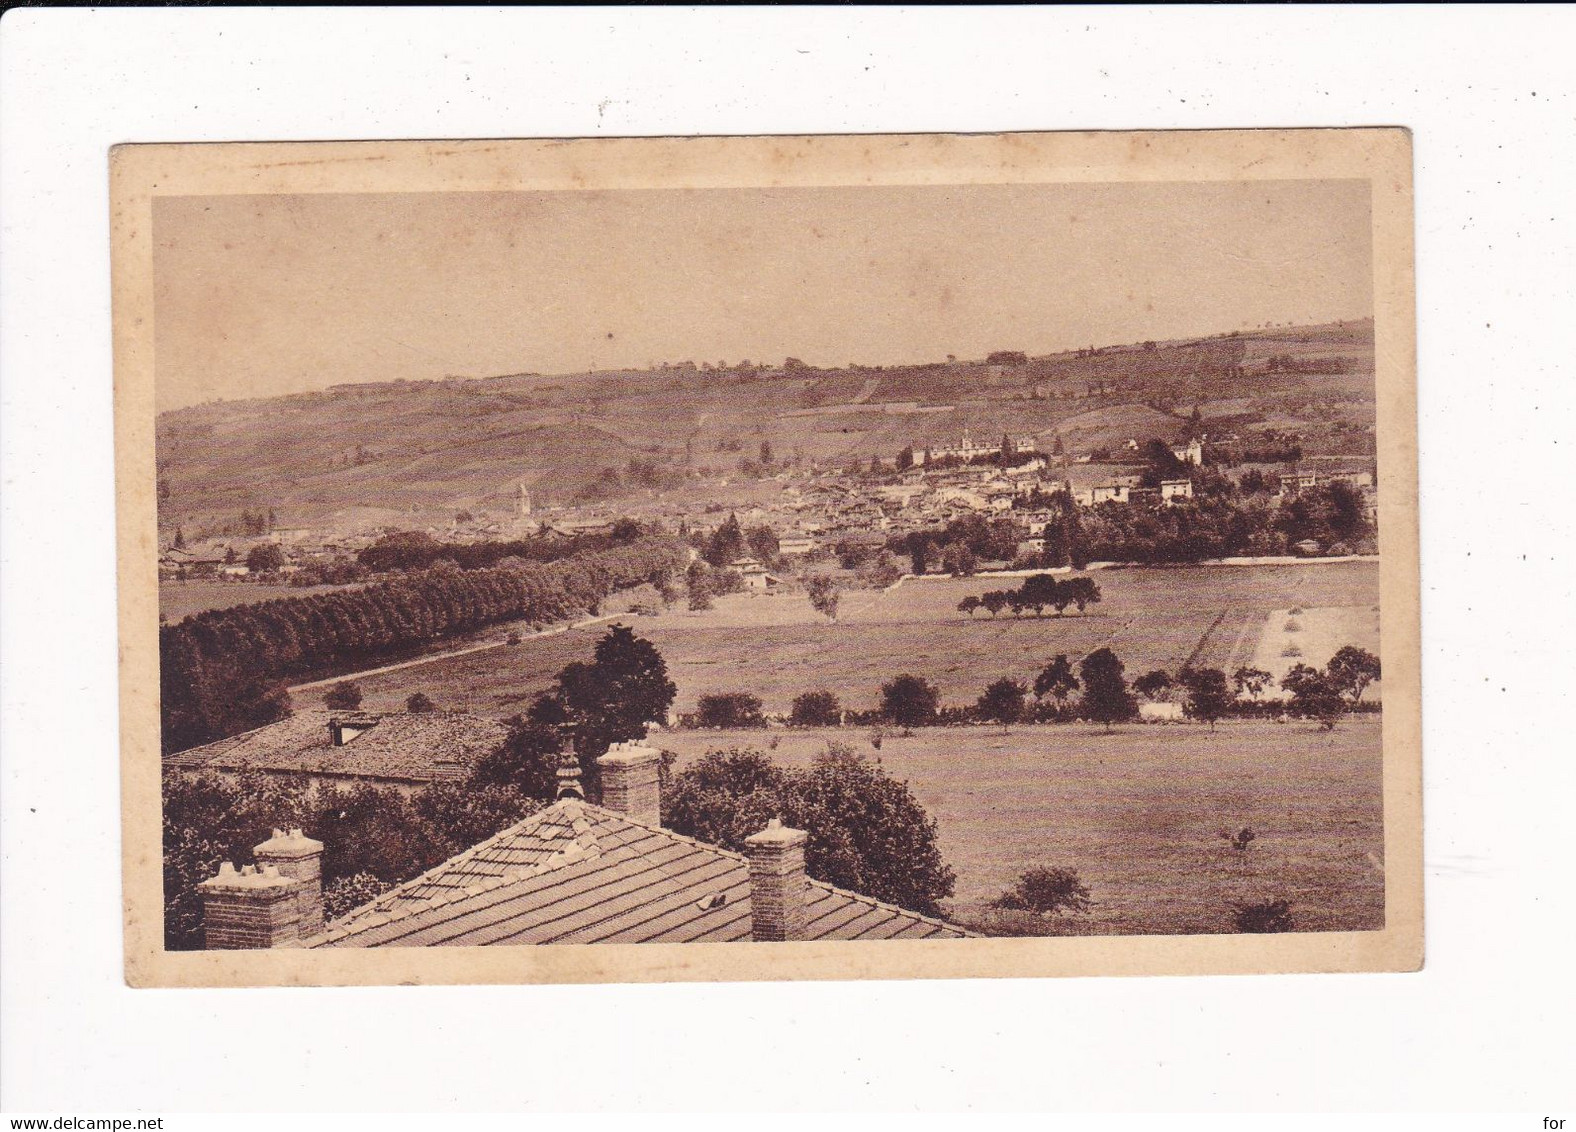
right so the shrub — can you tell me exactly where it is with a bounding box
[790,690,842,728]
[992,866,1092,915]
[1280,644,1303,658]
[506,631,522,645]
[880,674,940,728]
[1219,826,1256,854]
[696,691,766,729]
[1233,898,1296,933]
[405,692,436,713]
[323,680,363,711]
[1283,619,1302,633]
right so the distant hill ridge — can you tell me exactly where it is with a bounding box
[156,319,1373,532]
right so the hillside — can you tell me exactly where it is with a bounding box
[156,319,1374,535]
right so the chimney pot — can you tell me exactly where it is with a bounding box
[744,819,810,942]
[199,853,304,950]
[596,742,663,825]
[253,826,326,941]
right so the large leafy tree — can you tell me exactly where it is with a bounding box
[977,677,1028,731]
[1019,573,1060,616]
[941,542,978,577]
[704,512,747,567]
[1179,666,1231,729]
[245,543,286,573]
[1064,575,1102,614]
[1232,665,1273,699]
[696,692,766,729]
[1079,647,1136,731]
[880,674,940,728]
[1034,654,1080,705]
[805,574,841,622]
[1133,669,1173,701]
[470,718,565,798]
[1326,646,1381,703]
[547,623,678,759]
[663,744,956,917]
[1281,663,1347,729]
[745,525,780,562]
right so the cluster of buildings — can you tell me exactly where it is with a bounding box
[157,527,375,581]
[159,424,1377,593]
[909,429,1038,466]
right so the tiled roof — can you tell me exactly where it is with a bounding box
[312,800,972,947]
[166,710,508,784]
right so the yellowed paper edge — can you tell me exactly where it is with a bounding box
[113,129,1421,987]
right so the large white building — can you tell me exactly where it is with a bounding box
[1170,438,1205,466]
[914,429,1037,466]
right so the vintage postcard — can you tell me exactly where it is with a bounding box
[113,129,1420,987]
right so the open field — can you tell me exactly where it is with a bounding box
[1250,603,1384,700]
[348,560,1381,718]
[657,718,1385,936]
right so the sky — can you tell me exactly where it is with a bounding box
[152,179,1372,411]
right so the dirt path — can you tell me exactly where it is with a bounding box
[287,613,620,694]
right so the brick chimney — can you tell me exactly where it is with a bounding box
[198,863,307,949]
[597,741,663,824]
[744,819,810,942]
[253,827,325,939]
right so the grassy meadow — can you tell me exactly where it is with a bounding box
[659,718,1386,936]
[326,560,1385,939]
[351,560,1381,717]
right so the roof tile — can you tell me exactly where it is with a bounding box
[312,799,972,948]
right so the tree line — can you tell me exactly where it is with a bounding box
[159,537,689,753]
[871,481,1371,574]
[1012,480,1373,568]
[686,643,1379,733]
[355,521,652,573]
[957,574,1102,619]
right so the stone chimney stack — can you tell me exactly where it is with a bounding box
[198,863,306,949]
[253,827,325,939]
[744,819,810,942]
[597,741,663,825]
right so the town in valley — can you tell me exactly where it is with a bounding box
[158,317,1385,950]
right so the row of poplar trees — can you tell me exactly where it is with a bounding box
[159,537,688,753]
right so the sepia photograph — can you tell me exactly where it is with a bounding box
[112,129,1421,985]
